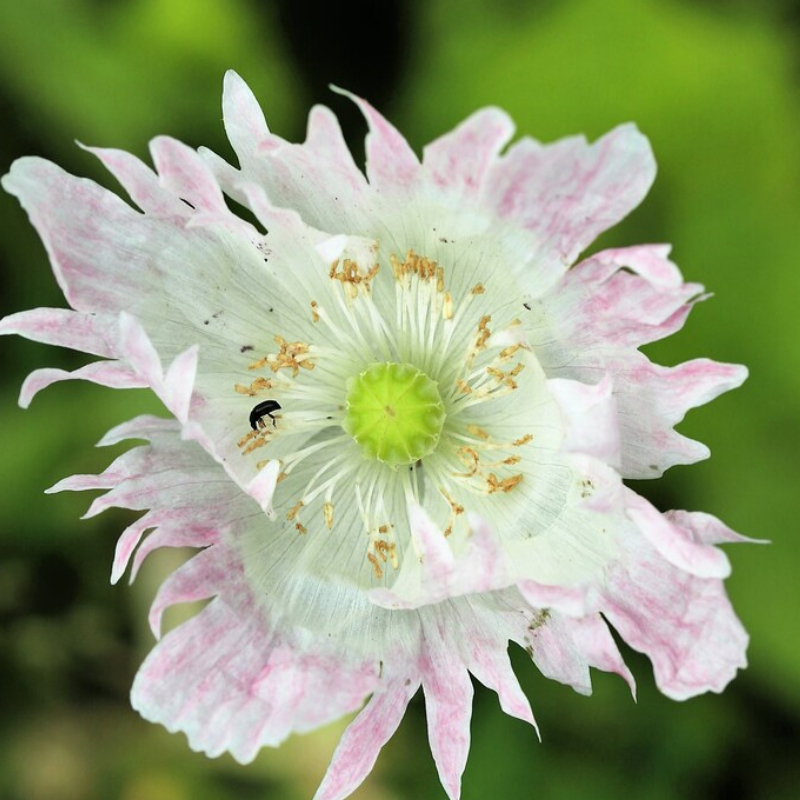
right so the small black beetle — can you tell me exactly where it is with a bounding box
[250,399,282,430]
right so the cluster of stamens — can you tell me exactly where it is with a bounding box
[233,246,534,581]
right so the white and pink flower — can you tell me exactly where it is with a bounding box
[1,72,752,800]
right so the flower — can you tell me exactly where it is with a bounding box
[1,72,753,800]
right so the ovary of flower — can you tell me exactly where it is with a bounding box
[0,70,755,800]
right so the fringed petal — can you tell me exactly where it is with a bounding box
[132,594,378,764]
[0,307,118,357]
[82,144,189,217]
[423,107,515,196]
[333,87,420,192]
[529,245,746,478]
[313,677,420,800]
[20,361,145,407]
[421,619,474,800]
[370,507,512,610]
[148,545,240,638]
[602,536,748,700]
[626,491,732,579]
[464,626,537,732]
[149,136,228,214]
[547,374,621,468]
[487,125,655,290]
[222,70,270,162]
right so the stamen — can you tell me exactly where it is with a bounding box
[286,500,304,521]
[466,424,490,440]
[367,552,384,579]
[233,243,536,579]
[487,473,524,493]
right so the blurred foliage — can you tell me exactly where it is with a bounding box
[1,0,798,799]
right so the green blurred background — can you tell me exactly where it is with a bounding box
[0,0,798,798]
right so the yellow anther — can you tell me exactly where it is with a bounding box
[242,436,269,455]
[454,447,479,477]
[287,500,304,522]
[475,315,492,350]
[487,473,523,493]
[443,292,454,320]
[330,258,379,294]
[500,344,522,360]
[467,424,490,440]
[237,430,259,448]
[367,552,384,579]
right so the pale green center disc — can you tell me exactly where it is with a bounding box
[343,362,446,467]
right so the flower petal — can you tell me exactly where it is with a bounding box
[487,124,655,289]
[547,374,621,468]
[528,245,746,477]
[0,307,118,357]
[2,157,158,311]
[313,677,420,800]
[132,592,379,764]
[333,87,420,191]
[611,356,747,477]
[370,507,512,610]
[81,144,188,217]
[602,537,748,700]
[665,509,767,546]
[211,76,369,231]
[148,545,239,638]
[423,107,515,196]
[462,618,538,732]
[149,136,227,214]
[625,491,732,579]
[222,69,270,161]
[20,362,145,408]
[421,618,474,800]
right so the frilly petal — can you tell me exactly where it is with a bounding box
[525,611,635,698]
[420,617,474,800]
[370,506,512,610]
[529,244,746,478]
[422,107,515,196]
[488,124,656,291]
[222,69,270,161]
[547,374,621,468]
[132,593,379,764]
[625,490,732,579]
[602,534,748,700]
[148,545,239,638]
[0,307,119,357]
[332,87,420,191]
[19,362,145,408]
[313,676,420,800]
[81,144,188,217]
[149,136,228,214]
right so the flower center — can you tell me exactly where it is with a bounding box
[343,362,445,467]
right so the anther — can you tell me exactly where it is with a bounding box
[323,502,334,530]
